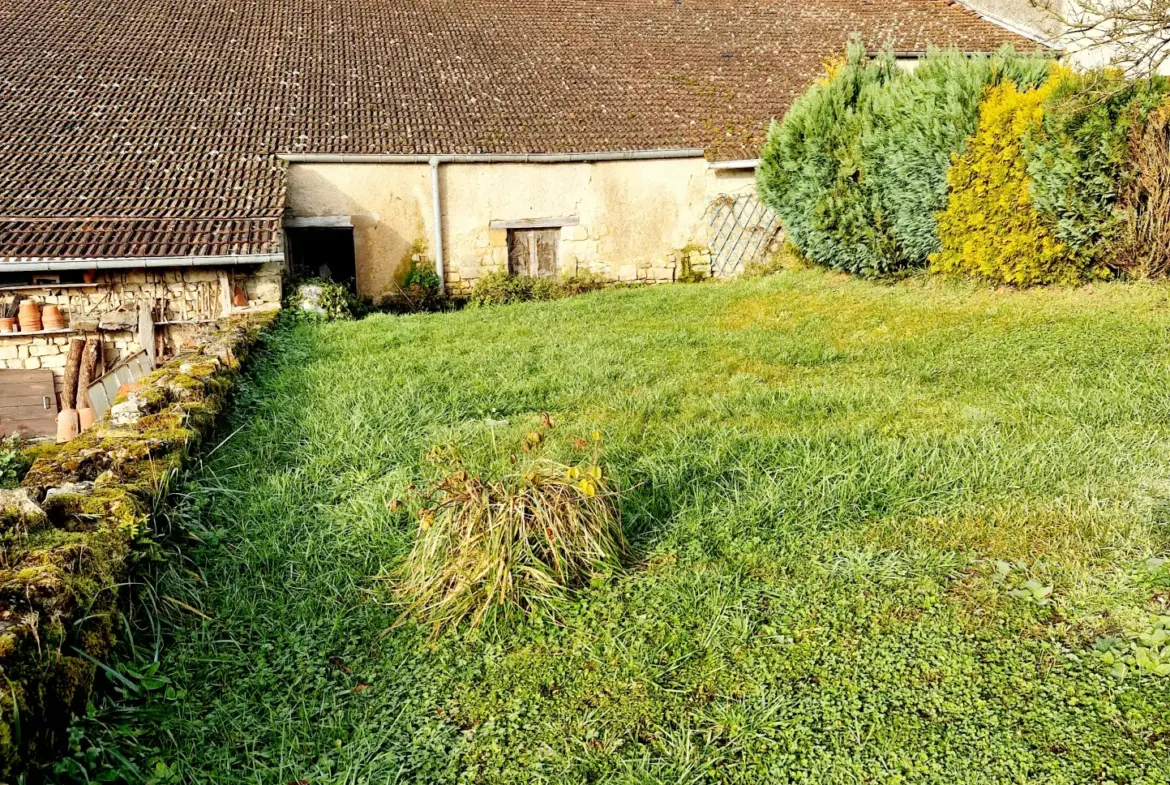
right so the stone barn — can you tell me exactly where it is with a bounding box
[0,0,1045,431]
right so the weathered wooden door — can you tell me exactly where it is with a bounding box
[0,369,59,438]
[507,229,559,278]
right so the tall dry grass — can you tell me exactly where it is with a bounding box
[392,444,628,634]
[1117,103,1170,277]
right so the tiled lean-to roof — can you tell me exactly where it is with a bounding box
[0,0,1040,262]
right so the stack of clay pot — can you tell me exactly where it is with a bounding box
[41,304,65,331]
[56,409,79,444]
[17,300,42,332]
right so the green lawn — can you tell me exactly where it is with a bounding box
[101,270,1170,783]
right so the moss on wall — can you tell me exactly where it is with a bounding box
[0,312,275,776]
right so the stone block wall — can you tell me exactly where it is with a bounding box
[0,313,275,777]
[1,264,281,406]
[444,226,712,297]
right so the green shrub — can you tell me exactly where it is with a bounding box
[392,427,628,633]
[758,44,1049,276]
[399,257,447,311]
[932,78,1094,285]
[467,271,607,307]
[861,48,1050,267]
[0,435,30,489]
[757,41,899,276]
[290,279,366,320]
[1025,70,1169,269]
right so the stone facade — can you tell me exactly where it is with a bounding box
[285,158,750,302]
[0,264,282,405]
[443,226,714,296]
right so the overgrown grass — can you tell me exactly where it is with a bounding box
[73,270,1170,783]
[392,436,629,633]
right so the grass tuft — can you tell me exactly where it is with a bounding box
[393,433,628,634]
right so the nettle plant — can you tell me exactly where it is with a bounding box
[390,417,629,635]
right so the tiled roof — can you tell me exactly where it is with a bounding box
[0,0,1038,262]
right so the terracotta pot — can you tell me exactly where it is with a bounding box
[18,301,41,332]
[83,269,97,284]
[41,304,64,330]
[232,286,249,307]
[56,409,80,444]
[78,407,95,432]
[0,317,15,333]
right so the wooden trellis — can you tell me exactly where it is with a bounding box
[706,194,782,277]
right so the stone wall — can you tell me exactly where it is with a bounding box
[285,158,747,301]
[1,264,281,406]
[0,313,275,777]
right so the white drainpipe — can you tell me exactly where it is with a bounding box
[429,157,446,295]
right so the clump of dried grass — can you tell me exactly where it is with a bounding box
[392,429,628,634]
[1116,102,1170,277]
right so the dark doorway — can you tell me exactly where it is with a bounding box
[285,227,357,290]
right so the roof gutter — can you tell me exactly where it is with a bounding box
[710,159,760,170]
[0,252,283,273]
[278,149,706,164]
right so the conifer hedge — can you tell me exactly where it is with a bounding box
[931,79,1082,284]
[757,44,1048,277]
[861,51,1049,267]
[1025,70,1169,269]
[758,43,1170,284]
[755,42,898,277]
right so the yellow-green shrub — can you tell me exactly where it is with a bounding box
[932,77,1106,285]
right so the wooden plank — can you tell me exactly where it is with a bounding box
[507,230,530,277]
[0,368,58,438]
[0,283,101,293]
[0,329,73,338]
[0,369,59,384]
[0,418,59,438]
[0,382,55,397]
[138,302,156,369]
[0,394,56,409]
[0,414,57,428]
[536,229,559,278]
[488,216,579,230]
[218,271,233,317]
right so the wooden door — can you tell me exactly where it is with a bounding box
[0,369,59,438]
[507,229,559,278]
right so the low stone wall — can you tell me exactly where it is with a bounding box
[0,312,275,776]
[444,232,714,296]
[1,263,282,405]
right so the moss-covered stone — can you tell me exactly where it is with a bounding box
[1,313,274,778]
[0,489,47,536]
